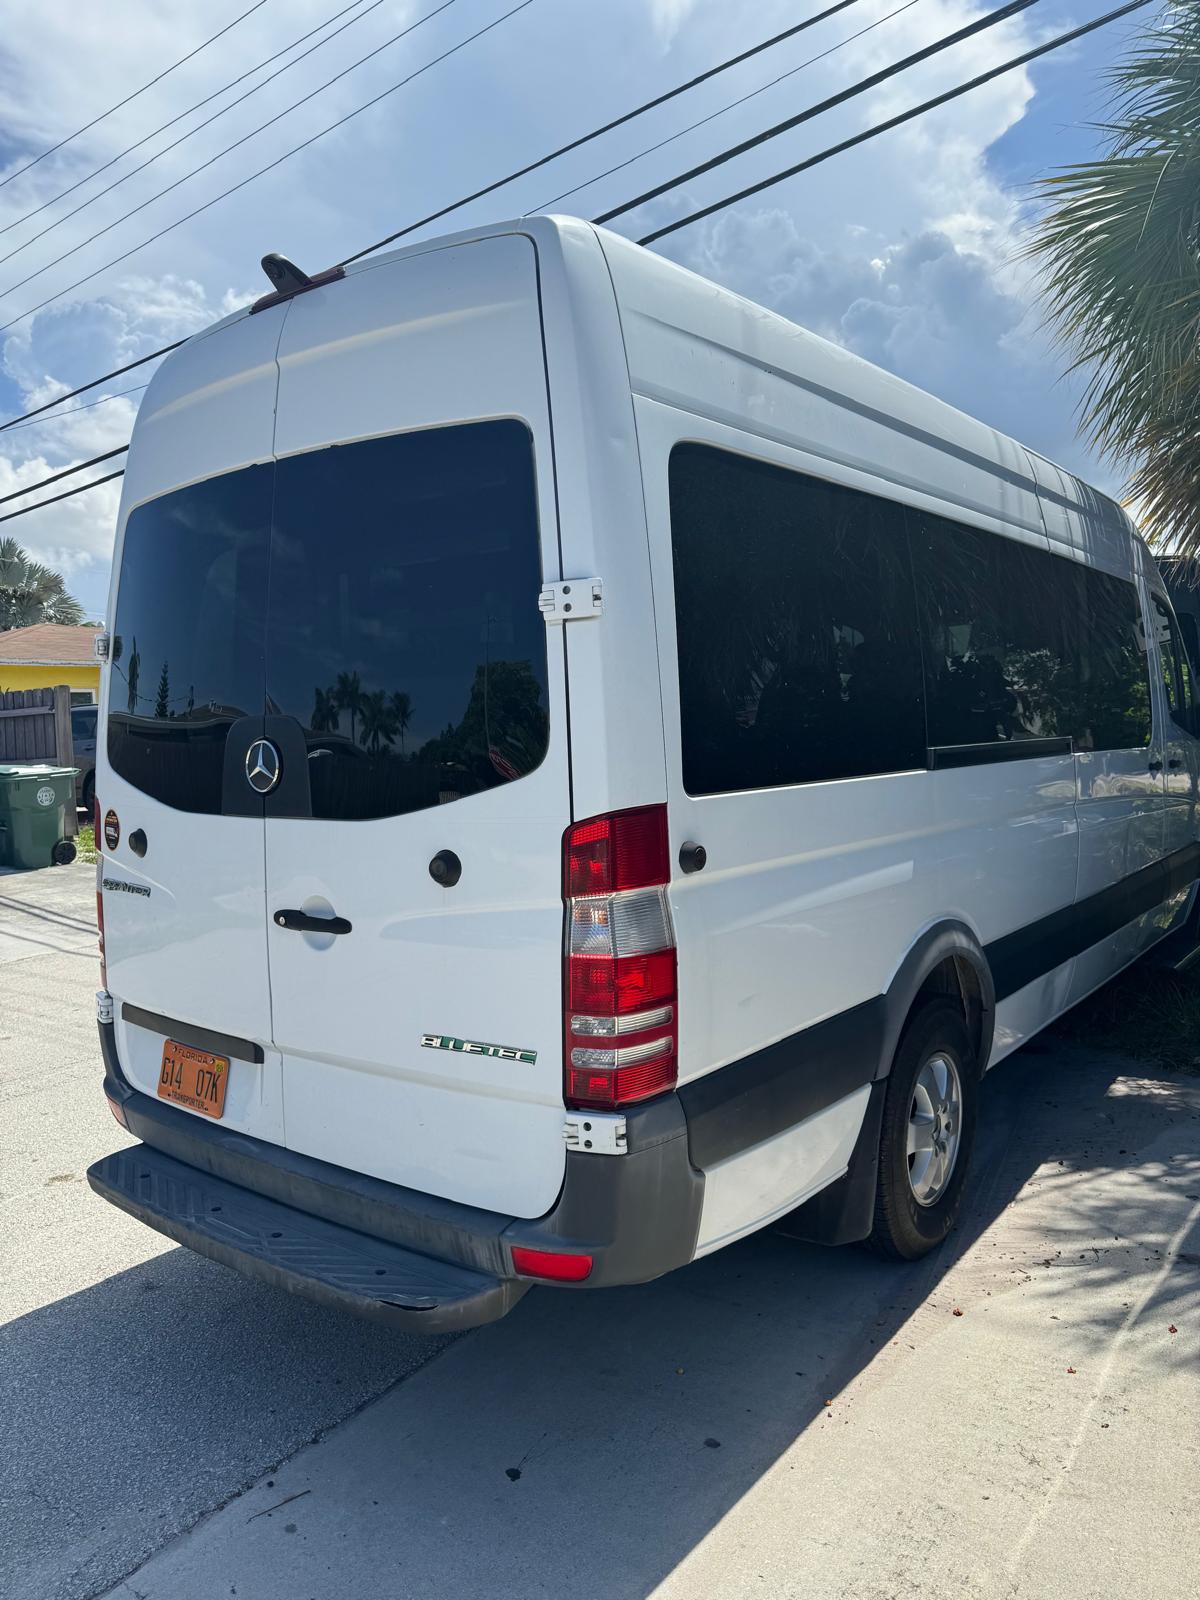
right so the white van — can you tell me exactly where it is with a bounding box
[88,215,1200,1330]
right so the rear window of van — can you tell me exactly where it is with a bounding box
[108,420,550,818]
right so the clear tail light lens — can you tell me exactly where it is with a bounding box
[562,806,677,1110]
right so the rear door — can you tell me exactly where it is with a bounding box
[101,312,282,1141]
[263,236,571,1217]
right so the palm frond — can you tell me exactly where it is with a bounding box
[1026,1,1200,554]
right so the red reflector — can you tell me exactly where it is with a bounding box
[568,949,676,1015]
[564,805,669,897]
[565,1055,677,1111]
[104,1093,128,1130]
[510,1246,593,1282]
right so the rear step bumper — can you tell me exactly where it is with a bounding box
[91,1019,705,1331]
[89,1145,525,1332]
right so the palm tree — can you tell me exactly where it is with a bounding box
[334,670,363,745]
[389,690,413,754]
[311,685,339,733]
[0,536,84,629]
[358,688,398,753]
[1027,3,1200,554]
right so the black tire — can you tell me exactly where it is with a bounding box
[867,999,978,1260]
[81,772,95,817]
[51,838,77,866]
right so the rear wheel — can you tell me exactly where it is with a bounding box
[81,771,95,817]
[867,999,978,1259]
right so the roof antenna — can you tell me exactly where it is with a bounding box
[260,253,311,294]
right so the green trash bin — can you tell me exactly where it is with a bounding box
[0,765,79,869]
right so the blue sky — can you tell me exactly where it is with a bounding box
[0,0,1155,620]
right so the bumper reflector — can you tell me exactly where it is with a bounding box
[510,1246,593,1282]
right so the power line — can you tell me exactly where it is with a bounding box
[0,3,268,193]
[1,385,147,433]
[529,0,920,216]
[0,469,124,525]
[0,0,463,302]
[595,0,1040,226]
[0,1,381,251]
[0,344,187,434]
[0,0,530,334]
[0,0,1146,448]
[0,1,868,424]
[338,0,866,265]
[635,0,1155,244]
[0,445,129,507]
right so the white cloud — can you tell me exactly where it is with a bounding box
[0,272,243,614]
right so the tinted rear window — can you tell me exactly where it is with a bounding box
[107,422,549,819]
[267,420,550,821]
[108,466,271,814]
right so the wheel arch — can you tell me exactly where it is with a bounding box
[877,921,995,1083]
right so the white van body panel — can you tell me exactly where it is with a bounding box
[694,1083,871,1257]
[102,308,287,1146]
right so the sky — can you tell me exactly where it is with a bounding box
[0,0,1153,622]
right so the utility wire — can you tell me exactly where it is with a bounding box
[0,384,147,432]
[0,469,124,525]
[0,1,867,422]
[0,0,462,300]
[636,0,1155,243]
[0,445,128,506]
[338,0,865,265]
[0,1,380,248]
[529,0,920,215]
[0,0,529,334]
[0,345,187,434]
[595,0,1039,225]
[0,3,268,193]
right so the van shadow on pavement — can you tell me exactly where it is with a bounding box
[5,1048,1198,1600]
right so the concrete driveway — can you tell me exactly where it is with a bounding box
[2,864,1197,1600]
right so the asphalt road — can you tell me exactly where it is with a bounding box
[2,862,1197,1600]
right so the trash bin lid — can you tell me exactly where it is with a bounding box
[0,764,78,777]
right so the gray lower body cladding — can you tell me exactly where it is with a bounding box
[89,1021,706,1333]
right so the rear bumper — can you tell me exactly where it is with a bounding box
[90,1021,704,1333]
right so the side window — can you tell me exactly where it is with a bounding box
[912,515,1078,752]
[668,442,925,795]
[1151,593,1195,733]
[1074,569,1152,751]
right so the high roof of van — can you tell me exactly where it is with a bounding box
[133,213,1152,588]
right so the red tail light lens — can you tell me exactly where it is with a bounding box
[564,805,669,897]
[562,805,677,1111]
[510,1246,593,1282]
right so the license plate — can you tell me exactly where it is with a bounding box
[157,1040,229,1119]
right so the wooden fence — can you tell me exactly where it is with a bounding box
[0,686,77,833]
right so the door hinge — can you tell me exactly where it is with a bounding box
[564,1110,627,1156]
[539,578,603,624]
[94,633,111,662]
[96,989,115,1025]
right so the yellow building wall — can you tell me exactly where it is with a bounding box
[0,663,100,698]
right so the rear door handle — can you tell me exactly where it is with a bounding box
[1148,758,1164,774]
[1168,757,1184,770]
[273,909,352,935]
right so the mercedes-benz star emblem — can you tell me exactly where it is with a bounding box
[245,738,281,794]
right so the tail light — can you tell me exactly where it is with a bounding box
[562,805,677,1110]
[95,797,106,989]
